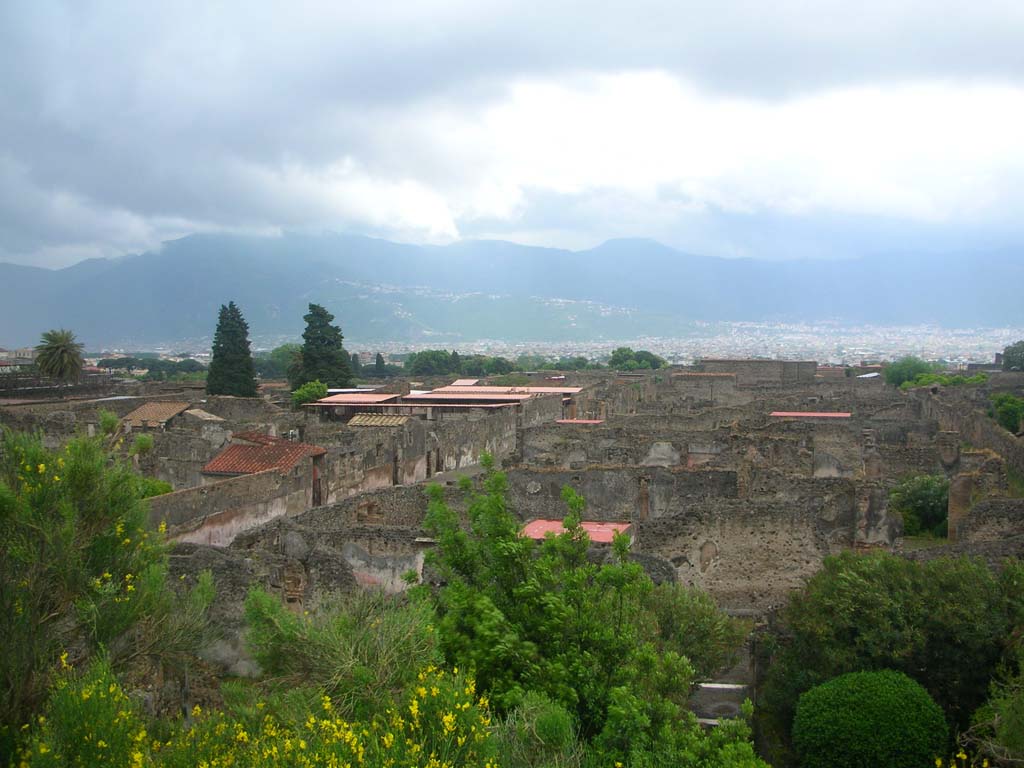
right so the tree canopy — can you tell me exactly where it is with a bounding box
[608,347,667,370]
[295,304,351,389]
[884,356,935,387]
[888,474,949,537]
[34,329,84,385]
[205,301,257,396]
[1004,340,1024,371]
[420,460,762,766]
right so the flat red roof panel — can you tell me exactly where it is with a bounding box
[522,519,632,544]
[770,411,852,418]
[433,385,583,395]
[315,393,400,404]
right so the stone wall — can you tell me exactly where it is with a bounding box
[151,461,315,546]
[920,390,1024,476]
[955,498,1024,542]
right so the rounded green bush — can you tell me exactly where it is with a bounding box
[793,670,947,768]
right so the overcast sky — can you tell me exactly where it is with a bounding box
[3,0,1024,267]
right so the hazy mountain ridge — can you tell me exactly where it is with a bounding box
[1,233,1020,347]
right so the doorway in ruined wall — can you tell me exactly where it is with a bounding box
[312,455,323,507]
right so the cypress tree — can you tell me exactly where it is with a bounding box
[350,353,362,377]
[206,301,257,396]
[297,303,352,388]
[374,352,386,377]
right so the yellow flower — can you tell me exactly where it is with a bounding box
[37,463,45,474]
[409,699,420,718]
[97,740,108,748]
[442,712,457,734]
[59,651,70,669]
[158,520,167,534]
[192,704,202,717]
[52,476,60,483]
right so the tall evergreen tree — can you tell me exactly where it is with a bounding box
[296,303,351,388]
[350,352,362,377]
[206,301,257,396]
[374,352,386,377]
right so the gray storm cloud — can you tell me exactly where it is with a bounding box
[2,0,1024,266]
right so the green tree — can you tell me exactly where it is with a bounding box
[296,304,351,388]
[421,460,761,766]
[1003,340,1024,371]
[291,379,328,407]
[884,356,934,387]
[350,352,362,377]
[889,474,949,537]
[793,670,946,768]
[0,428,213,759]
[374,352,386,377]
[760,551,1016,746]
[992,393,1024,434]
[206,302,257,397]
[34,329,84,385]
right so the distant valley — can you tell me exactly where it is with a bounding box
[1,233,1020,347]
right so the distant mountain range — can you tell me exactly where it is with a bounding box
[1,233,1021,347]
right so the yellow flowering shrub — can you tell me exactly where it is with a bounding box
[18,656,149,768]
[21,662,499,768]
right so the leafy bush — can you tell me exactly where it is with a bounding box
[20,661,499,768]
[17,655,149,768]
[423,457,766,766]
[760,552,1020,747]
[889,474,949,537]
[0,428,212,761]
[128,433,154,456]
[244,587,439,720]
[497,691,583,768]
[646,583,749,679]
[991,393,1024,434]
[900,372,988,390]
[138,476,173,498]
[290,379,327,407]
[793,670,946,768]
[885,356,936,387]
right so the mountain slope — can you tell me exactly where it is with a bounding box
[1,233,1020,347]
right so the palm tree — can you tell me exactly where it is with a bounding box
[35,328,84,386]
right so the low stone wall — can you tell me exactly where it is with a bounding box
[150,463,313,546]
[505,466,739,523]
[922,391,1024,476]
[956,497,1024,542]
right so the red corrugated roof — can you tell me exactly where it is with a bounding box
[770,411,852,419]
[434,385,583,395]
[521,519,632,543]
[203,434,325,476]
[556,419,605,424]
[402,392,536,401]
[314,393,401,404]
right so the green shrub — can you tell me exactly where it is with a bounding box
[889,474,949,537]
[291,379,327,407]
[498,691,583,768]
[793,670,947,768]
[992,393,1024,434]
[128,433,154,456]
[244,587,439,720]
[18,655,149,768]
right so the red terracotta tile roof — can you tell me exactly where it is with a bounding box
[202,433,325,476]
[521,519,632,543]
